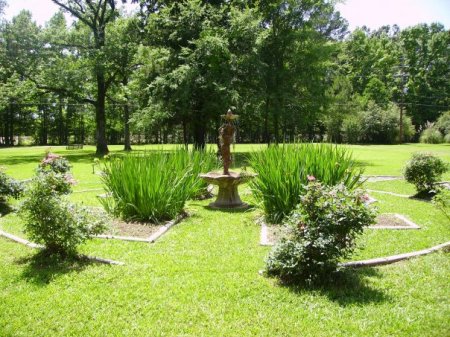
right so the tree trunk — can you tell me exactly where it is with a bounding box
[193,117,206,150]
[58,97,64,145]
[123,78,132,151]
[182,117,188,150]
[95,69,109,156]
[263,97,270,145]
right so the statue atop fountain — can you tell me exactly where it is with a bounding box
[200,109,256,209]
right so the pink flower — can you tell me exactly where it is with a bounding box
[64,174,77,186]
[307,175,316,182]
[360,193,370,202]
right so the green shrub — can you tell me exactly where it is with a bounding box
[249,143,363,223]
[445,133,450,143]
[404,153,448,195]
[266,182,376,284]
[101,149,217,222]
[0,169,24,202]
[341,115,362,143]
[435,111,450,136]
[432,189,450,221]
[341,103,415,144]
[20,156,105,256]
[419,126,443,144]
[358,102,402,144]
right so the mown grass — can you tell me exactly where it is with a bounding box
[0,143,449,336]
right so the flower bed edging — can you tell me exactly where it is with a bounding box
[0,228,124,266]
[340,241,450,268]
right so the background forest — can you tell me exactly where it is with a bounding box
[0,0,449,155]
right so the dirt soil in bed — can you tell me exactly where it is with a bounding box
[104,219,163,238]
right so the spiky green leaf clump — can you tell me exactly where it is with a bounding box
[249,143,363,223]
[101,149,218,222]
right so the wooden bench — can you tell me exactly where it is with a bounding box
[66,144,84,150]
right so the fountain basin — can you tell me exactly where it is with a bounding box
[199,171,256,209]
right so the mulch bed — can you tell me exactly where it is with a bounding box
[103,219,164,239]
[372,214,412,228]
[89,208,173,239]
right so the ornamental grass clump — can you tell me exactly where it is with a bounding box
[266,181,376,285]
[404,152,448,198]
[101,149,217,222]
[249,143,363,223]
[20,154,106,256]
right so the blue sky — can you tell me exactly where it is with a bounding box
[3,0,450,30]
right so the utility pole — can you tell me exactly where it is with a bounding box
[394,56,408,144]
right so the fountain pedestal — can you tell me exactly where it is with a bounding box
[199,171,256,209]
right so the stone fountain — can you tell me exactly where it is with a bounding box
[200,109,256,209]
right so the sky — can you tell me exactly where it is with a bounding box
[336,0,450,31]
[2,0,450,31]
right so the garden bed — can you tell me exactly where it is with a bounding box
[93,209,188,243]
[260,213,420,246]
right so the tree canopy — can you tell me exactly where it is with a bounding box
[0,0,448,149]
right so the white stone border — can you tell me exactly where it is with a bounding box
[93,212,187,243]
[260,220,270,246]
[0,229,124,266]
[367,189,410,198]
[340,241,450,268]
[364,175,402,182]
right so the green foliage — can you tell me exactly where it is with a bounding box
[101,149,218,222]
[421,111,450,144]
[359,102,407,144]
[266,182,376,284]
[435,111,450,136]
[249,143,363,223]
[340,102,414,144]
[419,126,443,144]
[20,155,105,256]
[341,115,363,143]
[0,168,24,202]
[432,189,450,221]
[404,153,448,195]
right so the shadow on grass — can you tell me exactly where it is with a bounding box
[354,160,376,169]
[203,204,257,213]
[0,202,14,216]
[0,152,96,166]
[282,267,389,307]
[15,250,94,286]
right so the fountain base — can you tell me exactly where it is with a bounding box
[199,171,256,209]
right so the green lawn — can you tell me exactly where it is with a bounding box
[0,143,449,336]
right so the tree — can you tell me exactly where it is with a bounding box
[140,1,234,149]
[51,0,125,155]
[106,17,141,151]
[399,24,450,129]
[257,0,347,143]
[0,11,41,146]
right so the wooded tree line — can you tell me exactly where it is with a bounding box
[0,0,449,155]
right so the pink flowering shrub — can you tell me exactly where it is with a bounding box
[266,181,377,284]
[19,154,104,256]
[39,152,72,174]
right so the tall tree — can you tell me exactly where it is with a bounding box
[258,0,347,143]
[51,0,124,155]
